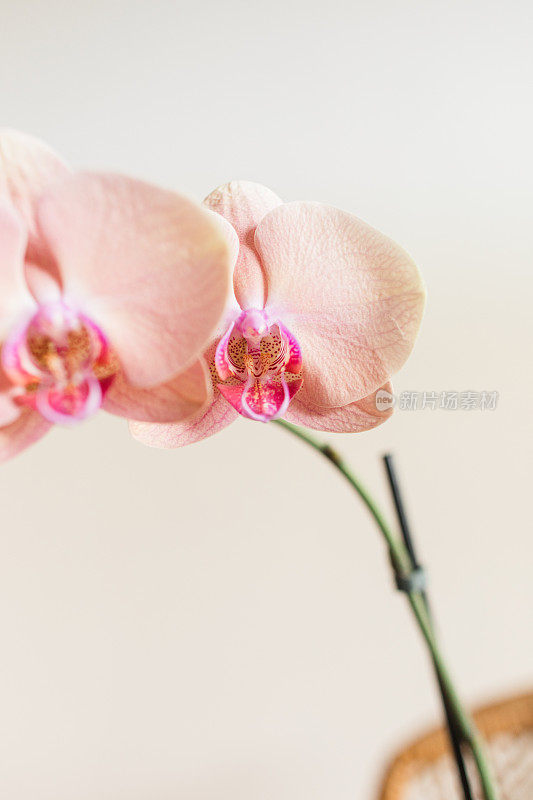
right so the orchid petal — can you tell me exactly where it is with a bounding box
[0,407,51,463]
[129,391,237,448]
[0,129,70,286]
[285,382,394,433]
[204,181,282,309]
[202,208,240,321]
[35,173,233,388]
[214,322,235,381]
[0,202,33,338]
[104,358,212,423]
[24,262,62,305]
[255,202,425,407]
[0,392,20,426]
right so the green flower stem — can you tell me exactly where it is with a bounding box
[274,418,500,800]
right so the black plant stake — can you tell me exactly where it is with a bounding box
[382,453,474,800]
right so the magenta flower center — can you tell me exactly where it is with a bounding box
[1,301,116,425]
[214,308,303,422]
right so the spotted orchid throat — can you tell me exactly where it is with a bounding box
[2,301,116,425]
[214,308,303,422]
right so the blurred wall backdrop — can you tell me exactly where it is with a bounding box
[0,1,531,798]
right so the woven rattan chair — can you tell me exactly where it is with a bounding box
[378,691,533,800]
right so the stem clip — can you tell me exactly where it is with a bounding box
[395,564,427,594]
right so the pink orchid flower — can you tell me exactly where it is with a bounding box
[0,131,232,461]
[130,181,425,448]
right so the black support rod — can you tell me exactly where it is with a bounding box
[382,453,474,800]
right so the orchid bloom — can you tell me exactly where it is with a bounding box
[130,181,425,448]
[0,131,232,461]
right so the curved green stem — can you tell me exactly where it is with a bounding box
[274,418,500,800]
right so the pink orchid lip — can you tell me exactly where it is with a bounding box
[214,306,303,422]
[35,374,103,426]
[1,299,115,425]
[239,373,291,422]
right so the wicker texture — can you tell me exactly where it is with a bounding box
[379,692,533,800]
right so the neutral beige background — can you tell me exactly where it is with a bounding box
[0,1,531,798]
